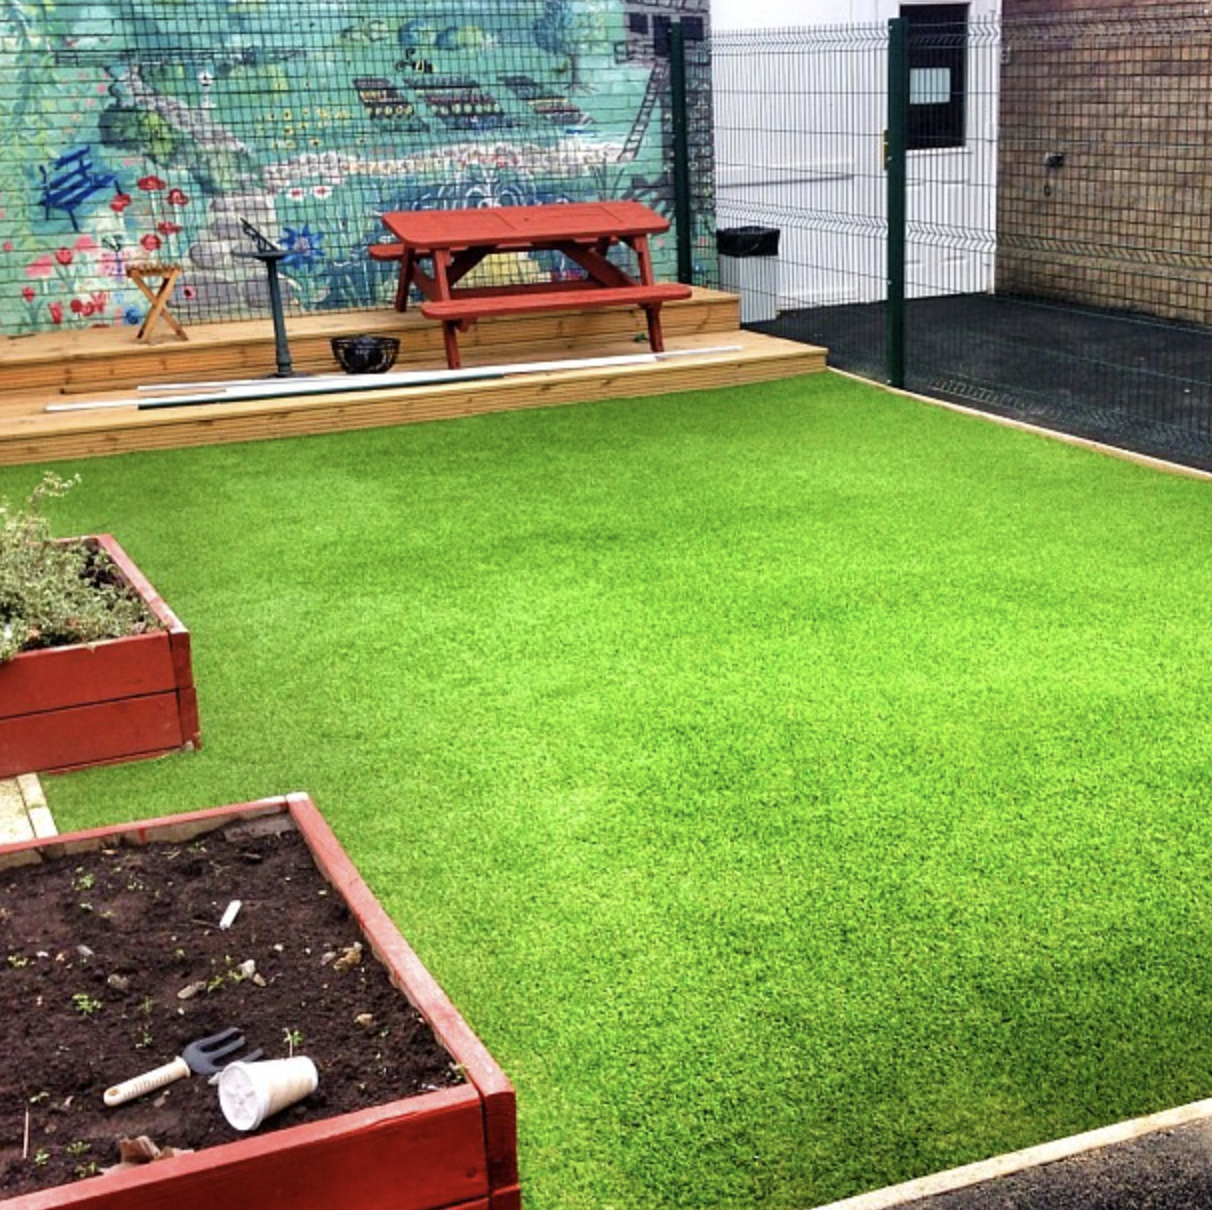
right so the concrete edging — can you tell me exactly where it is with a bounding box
[0,774,55,844]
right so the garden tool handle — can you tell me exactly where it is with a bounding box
[104,1055,191,1107]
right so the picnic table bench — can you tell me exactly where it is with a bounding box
[371,201,692,369]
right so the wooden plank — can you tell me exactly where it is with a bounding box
[0,632,177,719]
[0,315,824,467]
[0,799,285,867]
[176,685,201,750]
[288,791,519,1192]
[383,199,669,247]
[0,692,186,778]
[0,347,828,465]
[0,288,736,392]
[97,534,189,635]
[6,1085,491,1210]
[422,283,691,318]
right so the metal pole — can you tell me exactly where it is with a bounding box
[669,20,694,286]
[263,259,295,378]
[886,16,909,390]
[235,245,300,378]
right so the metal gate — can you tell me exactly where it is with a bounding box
[710,11,1212,473]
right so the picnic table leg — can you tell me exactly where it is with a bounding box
[394,250,415,311]
[643,304,665,353]
[632,235,655,282]
[442,321,463,370]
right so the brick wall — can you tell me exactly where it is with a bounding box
[996,2,1212,324]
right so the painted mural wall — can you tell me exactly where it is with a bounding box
[0,0,710,335]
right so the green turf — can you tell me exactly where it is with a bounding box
[10,373,1212,1208]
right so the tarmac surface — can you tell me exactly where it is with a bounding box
[756,294,1212,474]
[898,1120,1212,1210]
[814,1105,1212,1210]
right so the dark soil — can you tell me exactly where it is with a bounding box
[0,818,462,1198]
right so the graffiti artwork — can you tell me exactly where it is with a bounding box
[0,0,711,336]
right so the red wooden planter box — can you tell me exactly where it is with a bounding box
[0,792,522,1210]
[0,534,200,778]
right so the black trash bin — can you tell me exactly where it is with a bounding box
[717,226,780,323]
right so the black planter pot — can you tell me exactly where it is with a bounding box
[331,335,401,374]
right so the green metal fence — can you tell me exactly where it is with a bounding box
[709,8,1212,473]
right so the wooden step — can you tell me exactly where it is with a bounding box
[1,288,742,398]
[0,291,828,467]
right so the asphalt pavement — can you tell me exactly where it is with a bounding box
[815,1103,1212,1210]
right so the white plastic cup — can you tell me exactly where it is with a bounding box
[218,1057,319,1131]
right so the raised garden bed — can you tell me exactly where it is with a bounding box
[0,792,521,1210]
[0,534,199,779]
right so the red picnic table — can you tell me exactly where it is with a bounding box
[371,200,693,369]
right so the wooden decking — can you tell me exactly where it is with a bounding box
[0,288,826,465]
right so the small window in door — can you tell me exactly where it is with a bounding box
[902,4,968,150]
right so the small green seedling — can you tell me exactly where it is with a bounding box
[71,869,95,892]
[71,993,102,1017]
[66,1143,96,1180]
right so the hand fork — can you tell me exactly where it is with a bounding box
[104,1027,263,1107]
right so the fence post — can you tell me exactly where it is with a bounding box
[886,16,909,389]
[669,19,694,285]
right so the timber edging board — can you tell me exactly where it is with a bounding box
[0,335,827,467]
[0,792,522,1210]
[0,534,200,777]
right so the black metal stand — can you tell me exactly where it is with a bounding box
[235,219,300,378]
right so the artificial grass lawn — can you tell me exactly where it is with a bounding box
[10,372,1212,1208]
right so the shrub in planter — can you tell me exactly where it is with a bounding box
[0,792,522,1210]
[0,475,199,778]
